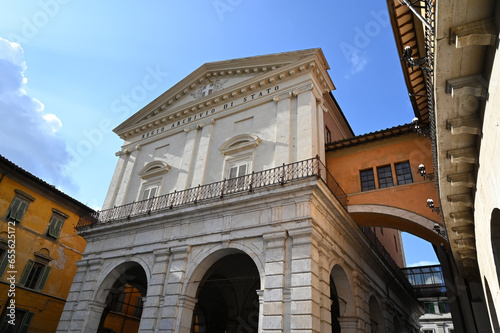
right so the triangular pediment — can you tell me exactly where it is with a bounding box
[115,48,333,138]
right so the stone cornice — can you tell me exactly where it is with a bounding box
[116,53,333,140]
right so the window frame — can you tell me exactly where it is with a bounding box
[395,161,413,185]
[376,165,394,188]
[19,258,51,292]
[5,190,35,224]
[360,168,376,192]
[0,308,34,333]
[46,209,69,239]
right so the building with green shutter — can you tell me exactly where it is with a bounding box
[0,154,94,332]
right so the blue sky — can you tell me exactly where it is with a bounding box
[0,1,437,267]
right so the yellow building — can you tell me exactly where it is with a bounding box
[0,155,94,332]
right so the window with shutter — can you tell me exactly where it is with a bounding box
[6,197,30,223]
[0,249,8,279]
[19,259,51,292]
[47,216,64,238]
[0,309,33,333]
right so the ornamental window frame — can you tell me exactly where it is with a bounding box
[4,189,35,223]
[137,160,170,202]
[19,250,53,292]
[46,208,69,239]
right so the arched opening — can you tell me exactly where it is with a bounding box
[369,295,384,333]
[491,208,500,284]
[484,278,500,331]
[191,253,260,333]
[97,263,148,333]
[329,265,355,332]
[330,275,341,333]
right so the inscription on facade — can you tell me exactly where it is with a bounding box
[141,85,280,139]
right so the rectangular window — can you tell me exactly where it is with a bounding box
[5,190,35,223]
[325,127,332,144]
[377,165,394,188]
[423,330,434,333]
[142,186,158,200]
[46,209,68,239]
[395,161,413,185]
[0,248,8,279]
[133,296,143,318]
[360,169,375,191]
[0,308,33,333]
[6,197,30,223]
[228,162,249,191]
[19,259,51,292]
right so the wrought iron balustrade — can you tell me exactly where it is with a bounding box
[76,156,347,231]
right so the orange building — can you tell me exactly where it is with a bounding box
[0,155,94,332]
[326,124,445,266]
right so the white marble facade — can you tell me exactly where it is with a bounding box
[57,49,421,332]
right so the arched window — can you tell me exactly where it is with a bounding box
[137,161,171,201]
[219,134,261,187]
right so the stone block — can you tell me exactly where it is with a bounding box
[291,258,311,273]
[291,272,312,287]
[262,315,283,330]
[263,301,284,315]
[291,286,311,300]
[291,315,313,329]
[165,282,184,294]
[264,288,284,302]
[163,295,179,306]
[291,300,312,314]
[265,261,284,274]
[265,248,285,262]
[265,275,284,289]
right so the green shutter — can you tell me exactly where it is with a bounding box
[19,259,34,286]
[6,197,21,220]
[20,311,34,333]
[0,250,8,278]
[47,217,63,238]
[36,266,51,292]
[15,201,29,222]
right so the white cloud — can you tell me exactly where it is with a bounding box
[43,113,63,133]
[0,36,78,193]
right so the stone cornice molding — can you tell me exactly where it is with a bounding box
[116,52,334,140]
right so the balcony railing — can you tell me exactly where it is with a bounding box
[76,156,347,231]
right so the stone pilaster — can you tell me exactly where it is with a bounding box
[294,84,315,161]
[289,226,321,333]
[158,245,191,332]
[273,91,293,165]
[175,128,198,191]
[57,259,104,332]
[190,121,214,187]
[139,249,171,331]
[102,151,128,209]
[115,146,141,205]
[261,231,288,333]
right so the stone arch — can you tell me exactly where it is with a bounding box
[490,208,500,285]
[178,245,264,332]
[94,257,152,304]
[81,260,150,332]
[368,295,385,333]
[348,204,447,248]
[484,277,500,331]
[183,248,261,332]
[329,263,356,332]
[184,243,264,298]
